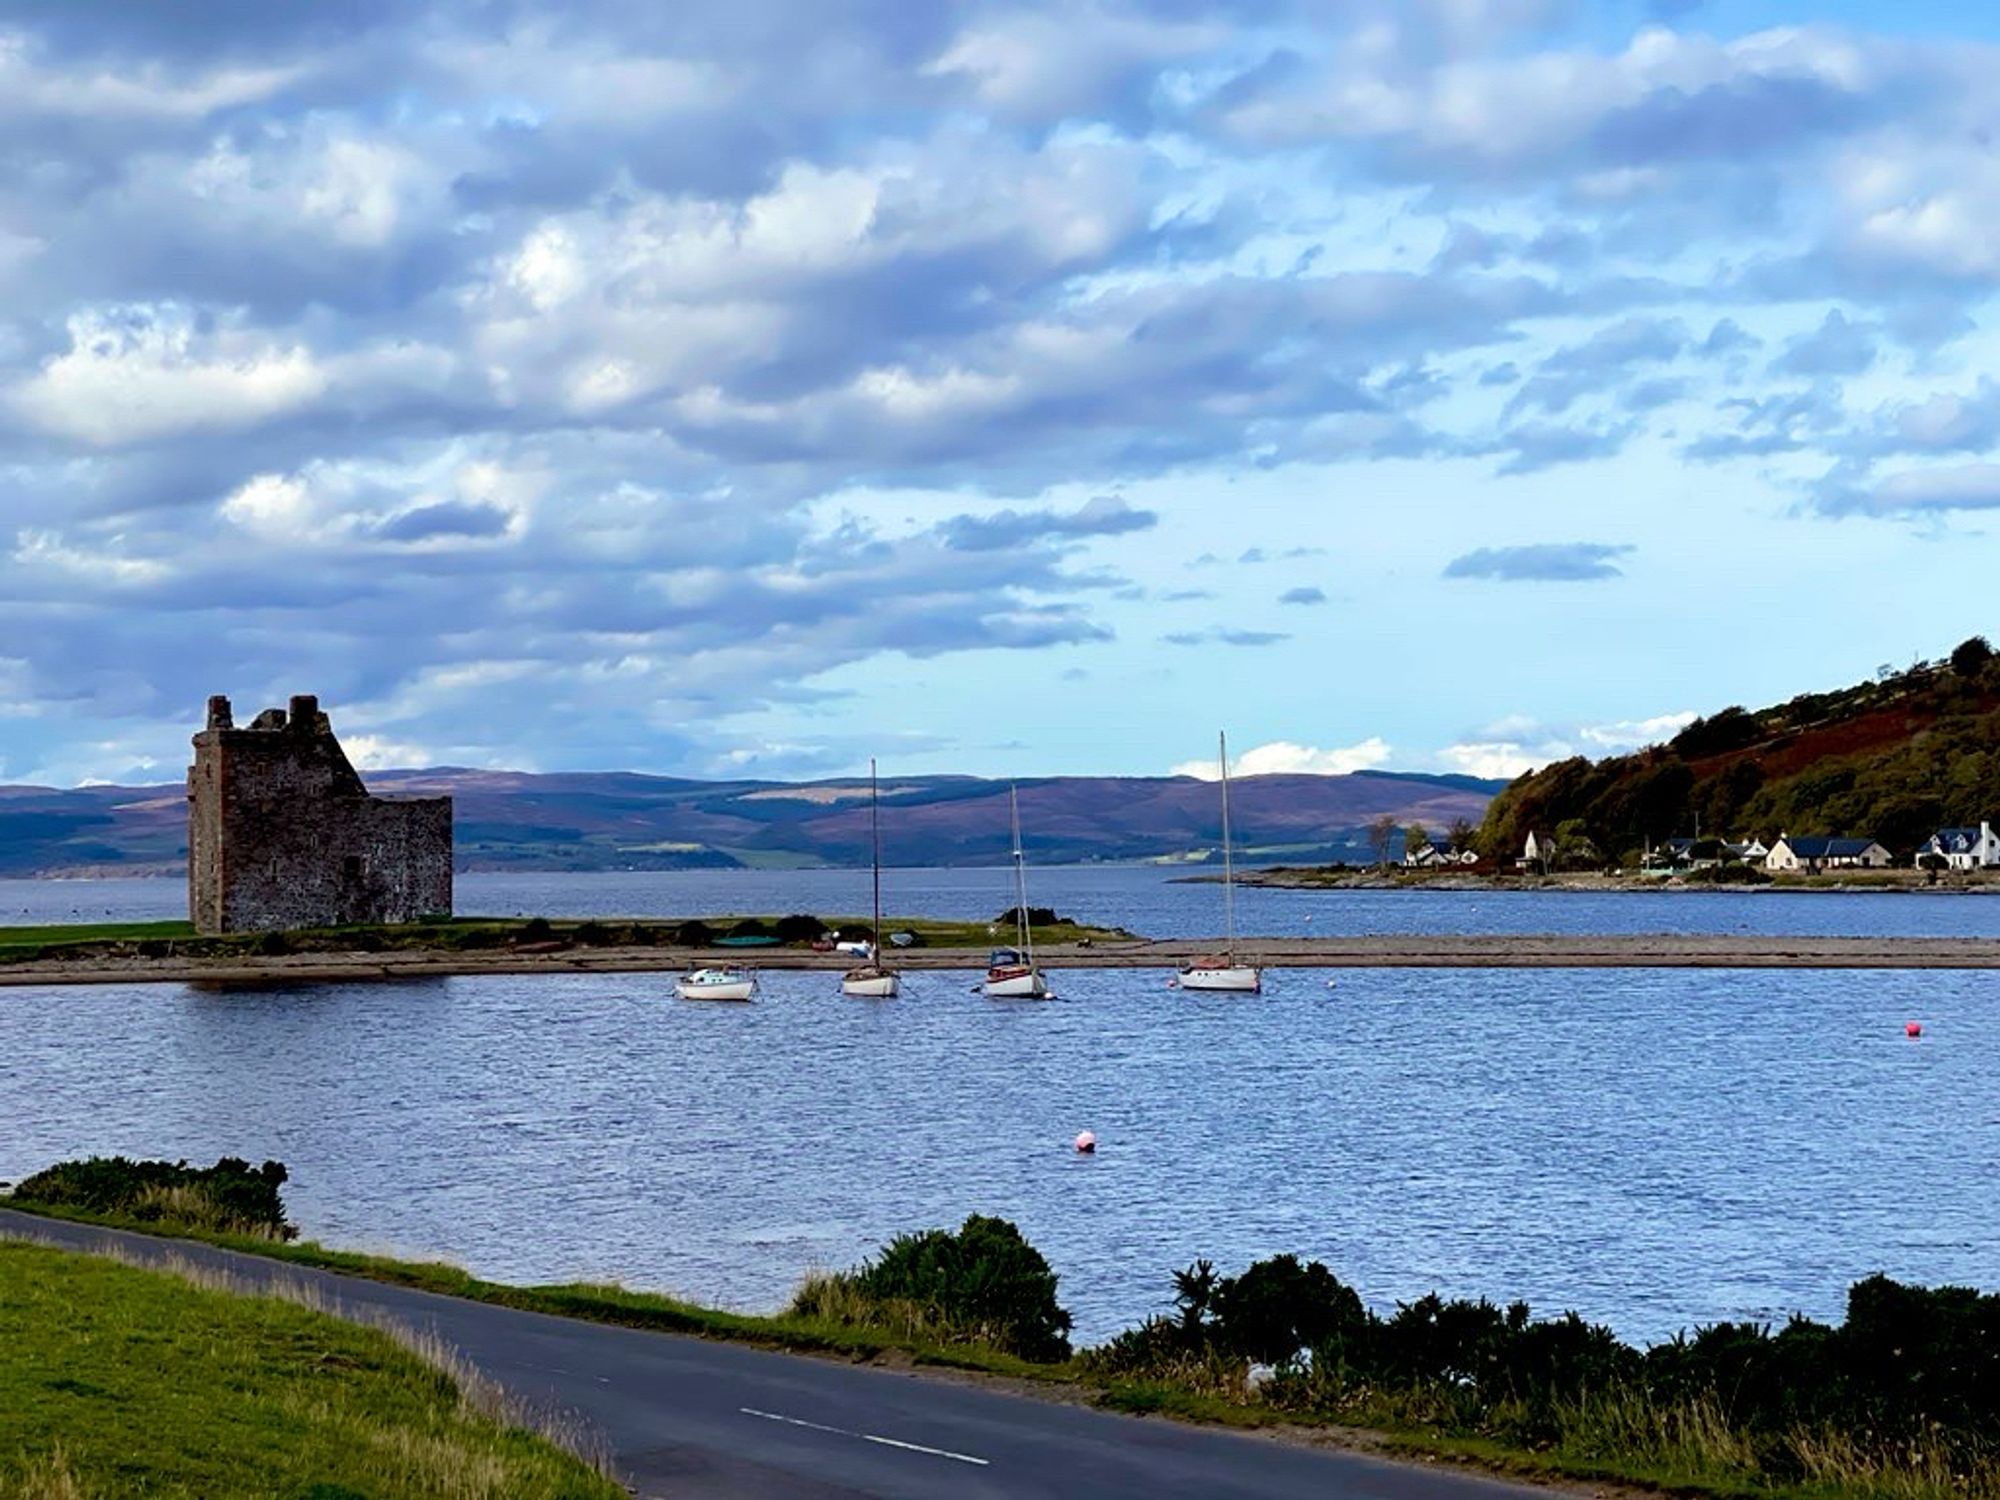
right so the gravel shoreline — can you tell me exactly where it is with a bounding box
[5,933,2000,987]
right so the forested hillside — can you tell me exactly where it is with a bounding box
[1478,637,2000,867]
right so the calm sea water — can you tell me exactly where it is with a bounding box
[6,865,2000,939]
[3,884,1996,1343]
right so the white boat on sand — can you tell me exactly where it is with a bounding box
[1178,730,1262,993]
[676,966,756,1002]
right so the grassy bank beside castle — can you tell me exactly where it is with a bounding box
[10,1157,1999,1500]
[0,1237,619,1499]
[0,911,1134,967]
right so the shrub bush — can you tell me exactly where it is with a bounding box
[1213,1255,1369,1365]
[773,913,828,943]
[672,920,715,946]
[994,905,1065,928]
[794,1215,1073,1361]
[12,1156,297,1240]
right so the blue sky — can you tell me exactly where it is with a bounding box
[0,0,1995,787]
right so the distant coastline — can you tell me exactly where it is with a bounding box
[1182,868,2000,895]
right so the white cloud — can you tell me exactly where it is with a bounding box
[10,307,326,446]
[1438,710,1695,779]
[1173,737,1393,779]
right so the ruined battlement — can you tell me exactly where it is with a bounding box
[187,694,452,934]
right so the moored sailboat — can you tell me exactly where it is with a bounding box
[675,966,757,1001]
[1179,730,1262,993]
[984,785,1050,999]
[841,758,900,998]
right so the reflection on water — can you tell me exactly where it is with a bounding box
[4,963,1993,1344]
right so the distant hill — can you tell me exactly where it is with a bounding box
[1478,638,2000,865]
[0,767,1502,878]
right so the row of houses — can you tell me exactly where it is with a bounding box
[1505,821,2000,874]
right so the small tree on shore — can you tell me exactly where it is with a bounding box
[1368,814,1398,869]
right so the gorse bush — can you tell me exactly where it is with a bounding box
[11,1156,296,1240]
[789,1215,1072,1361]
[1088,1251,2000,1491]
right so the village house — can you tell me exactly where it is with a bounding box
[1404,836,1479,868]
[1516,830,1546,871]
[1643,836,1767,872]
[1764,834,1893,873]
[1915,822,2000,870]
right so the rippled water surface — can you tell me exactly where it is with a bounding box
[5,961,1993,1344]
[6,866,2000,939]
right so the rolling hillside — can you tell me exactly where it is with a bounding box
[1478,638,2000,866]
[0,768,1500,877]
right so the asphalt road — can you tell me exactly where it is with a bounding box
[2,1208,1546,1499]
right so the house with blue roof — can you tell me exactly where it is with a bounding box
[1766,834,1893,873]
[1915,822,1999,870]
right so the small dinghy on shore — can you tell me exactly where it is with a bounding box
[675,966,756,1002]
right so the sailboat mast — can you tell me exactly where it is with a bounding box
[1219,730,1237,959]
[869,758,882,954]
[1011,784,1033,964]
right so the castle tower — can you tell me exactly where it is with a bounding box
[187,694,452,933]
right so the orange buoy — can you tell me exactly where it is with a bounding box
[1906,1021,1923,1038]
[1074,1131,1097,1154]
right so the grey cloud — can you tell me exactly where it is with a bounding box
[1815,462,2000,517]
[1772,310,1879,378]
[1444,543,1634,581]
[939,496,1157,552]
[373,500,513,543]
[1506,317,1686,417]
[1162,628,1291,647]
[1490,420,1639,475]
[1279,586,1327,605]
[1700,319,1759,358]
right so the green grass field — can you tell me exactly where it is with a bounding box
[0,1238,620,1499]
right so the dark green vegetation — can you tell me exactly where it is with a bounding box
[13,1161,1998,1499]
[0,1239,620,1499]
[0,766,1499,875]
[1480,640,2000,866]
[0,912,1135,967]
[1087,1254,2000,1496]
[790,1214,1074,1362]
[12,1156,296,1240]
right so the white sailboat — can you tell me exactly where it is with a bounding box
[984,785,1051,999]
[841,758,900,998]
[1179,730,1263,993]
[675,966,756,1001]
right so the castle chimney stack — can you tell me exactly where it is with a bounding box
[289,694,321,731]
[206,695,234,731]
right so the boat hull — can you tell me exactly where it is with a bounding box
[840,969,900,998]
[984,966,1050,998]
[1178,964,1262,993]
[675,970,756,1002]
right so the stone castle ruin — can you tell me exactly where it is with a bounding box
[187,694,453,934]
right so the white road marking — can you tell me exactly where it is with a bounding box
[738,1406,991,1466]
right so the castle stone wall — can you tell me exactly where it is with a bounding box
[187,694,453,933]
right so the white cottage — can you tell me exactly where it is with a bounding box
[1916,822,2000,870]
[1766,834,1893,872]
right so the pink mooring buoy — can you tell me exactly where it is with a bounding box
[1906,1021,1923,1038]
[1075,1131,1097,1154]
